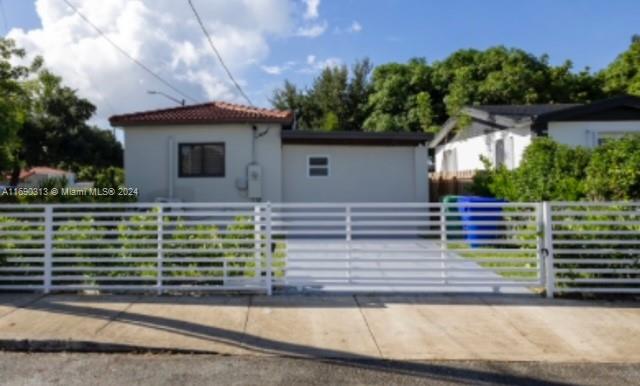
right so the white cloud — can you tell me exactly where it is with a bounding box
[302,0,320,20]
[7,0,294,127]
[300,54,341,73]
[295,20,327,38]
[261,65,284,75]
[260,61,296,75]
[349,21,362,33]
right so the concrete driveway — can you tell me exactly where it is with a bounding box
[281,239,534,294]
[1,293,639,363]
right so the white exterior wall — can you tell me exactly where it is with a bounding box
[548,121,640,148]
[124,124,282,202]
[282,144,428,202]
[434,127,531,172]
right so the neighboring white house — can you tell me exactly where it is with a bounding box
[431,95,640,173]
[109,102,431,203]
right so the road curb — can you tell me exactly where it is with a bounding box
[0,339,222,355]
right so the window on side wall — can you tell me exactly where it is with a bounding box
[442,149,457,172]
[179,143,225,177]
[495,138,505,167]
[308,155,329,177]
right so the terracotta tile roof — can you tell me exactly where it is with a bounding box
[109,101,293,127]
[11,167,69,181]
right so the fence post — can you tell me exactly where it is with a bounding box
[542,201,555,298]
[156,206,164,295]
[439,204,448,284]
[265,202,273,296]
[345,205,352,284]
[43,206,53,294]
[254,204,261,279]
[536,202,546,291]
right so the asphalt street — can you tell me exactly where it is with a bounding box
[0,353,638,386]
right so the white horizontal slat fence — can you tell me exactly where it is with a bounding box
[0,203,269,293]
[547,202,640,295]
[0,201,638,296]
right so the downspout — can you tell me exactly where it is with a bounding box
[250,124,270,202]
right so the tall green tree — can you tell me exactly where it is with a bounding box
[364,59,436,132]
[17,69,122,175]
[0,38,123,186]
[428,47,603,124]
[0,39,42,173]
[271,59,373,131]
[601,35,640,96]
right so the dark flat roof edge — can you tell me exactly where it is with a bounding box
[281,131,432,146]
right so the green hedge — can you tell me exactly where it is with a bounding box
[471,135,640,202]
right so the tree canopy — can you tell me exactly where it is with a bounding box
[0,38,123,186]
[271,59,373,131]
[601,34,640,97]
[271,37,640,133]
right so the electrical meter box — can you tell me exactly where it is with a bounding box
[247,163,262,200]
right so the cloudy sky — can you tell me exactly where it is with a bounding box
[1,0,640,131]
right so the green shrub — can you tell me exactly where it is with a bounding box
[471,138,591,201]
[585,134,640,201]
[221,216,259,277]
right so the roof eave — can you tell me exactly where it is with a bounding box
[109,117,293,127]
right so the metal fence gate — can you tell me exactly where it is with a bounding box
[271,203,543,293]
[0,202,638,297]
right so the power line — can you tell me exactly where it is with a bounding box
[187,0,253,106]
[62,0,199,104]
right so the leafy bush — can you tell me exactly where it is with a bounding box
[473,136,640,202]
[221,216,259,277]
[585,135,640,200]
[471,137,592,201]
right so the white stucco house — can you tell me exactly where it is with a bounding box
[431,95,640,173]
[109,102,431,203]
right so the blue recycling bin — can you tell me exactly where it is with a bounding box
[456,196,506,248]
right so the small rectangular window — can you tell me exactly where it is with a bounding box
[179,143,225,177]
[308,156,329,177]
[495,139,505,167]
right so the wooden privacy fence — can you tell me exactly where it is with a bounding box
[0,202,638,297]
[429,171,476,202]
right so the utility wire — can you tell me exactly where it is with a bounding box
[62,0,199,104]
[187,0,253,106]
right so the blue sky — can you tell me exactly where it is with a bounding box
[2,0,639,127]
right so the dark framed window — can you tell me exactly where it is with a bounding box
[307,155,329,177]
[178,143,225,177]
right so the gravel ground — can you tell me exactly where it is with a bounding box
[0,352,638,386]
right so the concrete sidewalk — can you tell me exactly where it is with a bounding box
[0,293,639,363]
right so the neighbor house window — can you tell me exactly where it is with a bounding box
[495,139,505,167]
[442,149,457,172]
[308,156,329,177]
[179,143,225,177]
